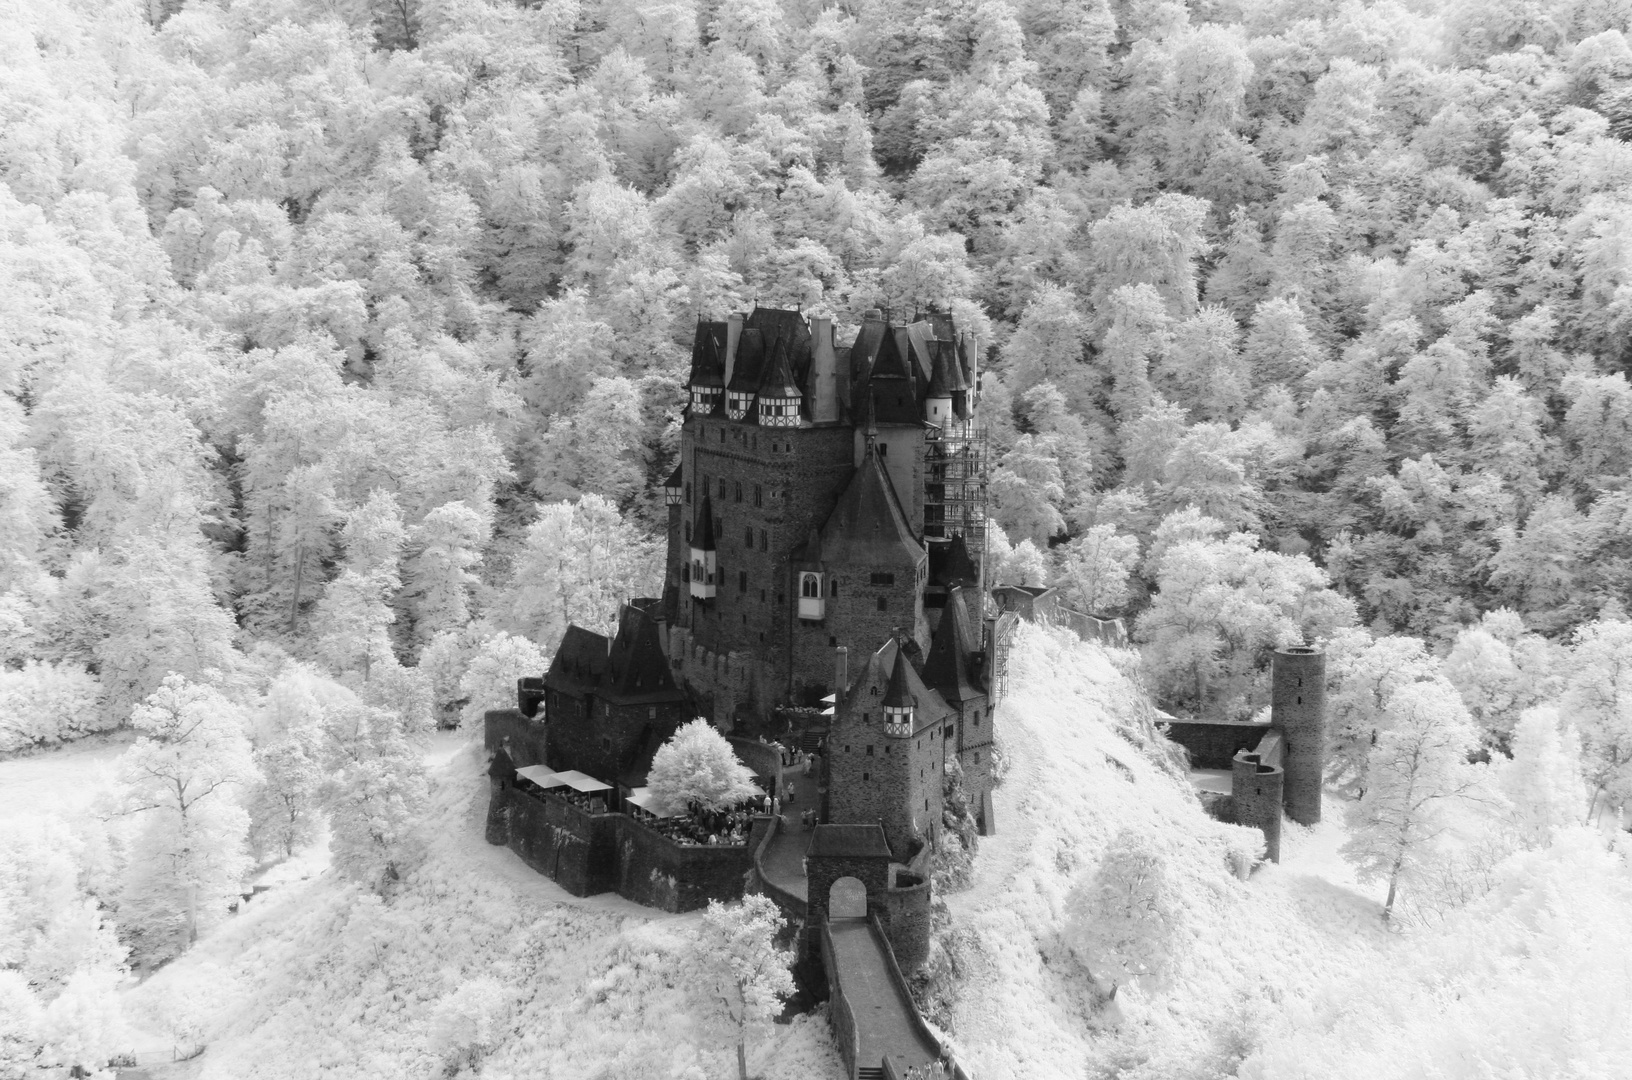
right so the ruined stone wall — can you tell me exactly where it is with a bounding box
[1165,719,1275,770]
[1231,751,1284,863]
[484,708,547,769]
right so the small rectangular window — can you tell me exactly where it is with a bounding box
[685,482,692,504]
[739,570,748,592]
[734,481,743,503]
[718,478,726,498]
[759,529,767,551]
[754,485,763,507]
[877,597,888,611]
[648,706,656,718]
[744,526,754,547]
[870,572,895,586]
[866,745,874,756]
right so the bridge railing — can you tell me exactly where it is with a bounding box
[821,919,861,1080]
[864,914,974,1080]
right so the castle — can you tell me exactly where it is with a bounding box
[484,306,1001,926]
[481,306,1327,1076]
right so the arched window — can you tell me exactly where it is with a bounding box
[801,573,820,598]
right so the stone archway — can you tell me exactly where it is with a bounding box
[829,876,867,919]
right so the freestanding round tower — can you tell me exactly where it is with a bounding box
[1231,750,1283,863]
[1271,646,1326,826]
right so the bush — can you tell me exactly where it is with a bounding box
[0,662,104,753]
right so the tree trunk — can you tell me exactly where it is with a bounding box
[1383,850,1404,921]
[289,543,305,635]
[737,1036,748,1080]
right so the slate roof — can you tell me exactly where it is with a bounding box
[928,534,979,589]
[603,603,686,704]
[818,444,924,569]
[693,492,716,551]
[689,320,728,389]
[840,637,955,736]
[922,586,984,705]
[926,338,967,397]
[545,626,609,693]
[881,647,914,709]
[808,822,893,859]
[757,326,803,400]
[728,328,766,392]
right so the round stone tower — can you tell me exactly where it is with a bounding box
[1230,750,1283,863]
[1271,646,1326,826]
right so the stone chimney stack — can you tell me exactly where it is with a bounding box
[810,314,838,423]
[724,311,744,391]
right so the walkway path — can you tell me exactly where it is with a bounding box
[759,761,821,903]
[828,919,941,1076]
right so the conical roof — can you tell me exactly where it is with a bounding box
[604,603,685,702]
[689,320,727,388]
[926,338,967,397]
[872,326,913,381]
[664,461,683,489]
[757,327,802,400]
[922,586,983,704]
[818,444,924,568]
[882,647,915,709]
[692,493,716,551]
[728,328,766,392]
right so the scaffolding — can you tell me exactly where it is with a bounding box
[923,420,989,569]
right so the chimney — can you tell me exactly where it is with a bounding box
[724,312,744,391]
[834,646,848,697]
[811,314,838,423]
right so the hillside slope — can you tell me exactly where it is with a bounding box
[927,624,1632,1080]
[125,743,843,1080]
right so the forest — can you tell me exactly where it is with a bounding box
[4,0,1632,1073]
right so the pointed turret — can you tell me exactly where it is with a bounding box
[756,327,803,427]
[881,646,915,736]
[687,321,727,414]
[689,493,717,600]
[726,328,765,419]
[924,338,966,427]
[922,587,982,705]
[818,443,924,569]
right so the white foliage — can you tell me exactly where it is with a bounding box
[458,632,547,729]
[0,660,103,753]
[646,719,761,814]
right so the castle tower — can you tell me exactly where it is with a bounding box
[1231,749,1284,863]
[1272,646,1326,825]
[662,463,685,624]
[827,640,952,859]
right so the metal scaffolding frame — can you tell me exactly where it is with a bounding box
[923,420,989,570]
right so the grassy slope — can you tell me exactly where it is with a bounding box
[931,624,1632,1080]
[124,741,843,1080]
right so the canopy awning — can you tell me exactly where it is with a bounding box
[625,787,677,819]
[820,693,836,703]
[515,765,564,788]
[552,769,612,793]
